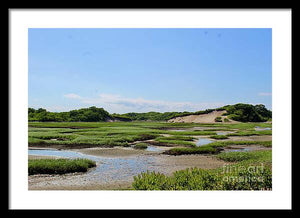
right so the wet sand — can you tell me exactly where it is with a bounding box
[29,155,62,160]
[75,147,147,157]
[28,133,271,190]
[28,150,226,190]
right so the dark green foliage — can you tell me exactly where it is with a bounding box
[28,158,96,175]
[219,103,272,122]
[28,107,112,122]
[224,118,230,122]
[111,114,132,121]
[254,104,272,118]
[215,116,222,122]
[116,111,194,121]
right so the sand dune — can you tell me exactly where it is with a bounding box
[168,110,238,123]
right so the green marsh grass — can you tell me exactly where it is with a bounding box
[132,150,272,190]
[28,158,96,175]
[216,150,272,162]
[28,122,272,150]
[210,135,229,140]
[133,143,148,149]
[163,146,218,155]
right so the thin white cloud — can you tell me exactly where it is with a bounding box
[258,92,272,96]
[63,93,225,113]
[63,93,83,99]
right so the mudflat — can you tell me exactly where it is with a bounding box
[28,151,226,190]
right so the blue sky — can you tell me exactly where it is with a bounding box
[28,28,272,113]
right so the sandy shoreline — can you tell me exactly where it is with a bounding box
[28,147,227,190]
[74,147,151,157]
[28,132,271,190]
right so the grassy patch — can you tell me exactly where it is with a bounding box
[132,164,271,190]
[155,139,196,147]
[207,140,272,148]
[210,135,229,140]
[216,150,272,162]
[227,130,272,136]
[163,146,219,155]
[28,122,272,150]
[133,143,148,149]
[133,150,272,190]
[215,116,222,122]
[156,136,195,141]
[165,130,217,136]
[163,140,271,156]
[28,158,96,175]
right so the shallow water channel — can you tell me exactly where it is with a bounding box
[195,138,213,147]
[28,148,159,185]
[255,126,272,131]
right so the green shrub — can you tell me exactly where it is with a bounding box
[224,118,230,122]
[132,171,172,190]
[132,165,272,190]
[215,117,222,122]
[222,103,271,122]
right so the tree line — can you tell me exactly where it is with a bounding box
[28,106,111,122]
[28,103,272,122]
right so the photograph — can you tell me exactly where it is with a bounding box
[27,28,273,191]
[9,9,292,210]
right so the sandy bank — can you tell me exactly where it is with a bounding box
[28,152,226,190]
[75,147,148,157]
[28,155,62,160]
[168,110,240,123]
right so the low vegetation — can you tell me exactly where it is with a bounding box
[28,121,271,150]
[163,140,271,156]
[216,150,272,162]
[207,140,272,148]
[28,158,96,175]
[215,116,222,122]
[133,143,148,149]
[132,150,271,190]
[227,130,272,136]
[210,135,229,140]
[163,146,219,155]
[27,119,272,191]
